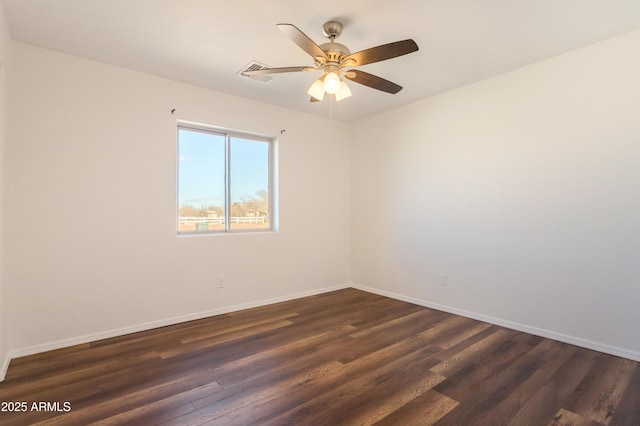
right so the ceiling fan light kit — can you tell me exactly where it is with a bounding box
[243,20,419,105]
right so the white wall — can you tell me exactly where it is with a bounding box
[5,43,351,355]
[0,2,12,380]
[351,29,640,360]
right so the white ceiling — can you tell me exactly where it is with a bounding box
[3,0,640,122]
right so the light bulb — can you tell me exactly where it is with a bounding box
[323,72,340,95]
[307,79,325,101]
[335,80,352,101]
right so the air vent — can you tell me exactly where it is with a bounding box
[238,61,274,84]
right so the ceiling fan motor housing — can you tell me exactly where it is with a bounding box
[318,41,351,64]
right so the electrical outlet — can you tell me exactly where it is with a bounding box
[440,273,448,286]
[217,275,224,289]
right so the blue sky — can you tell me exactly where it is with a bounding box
[178,129,269,207]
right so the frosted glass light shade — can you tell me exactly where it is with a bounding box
[323,72,340,94]
[307,79,325,101]
[335,80,352,101]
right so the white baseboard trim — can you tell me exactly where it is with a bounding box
[5,283,349,365]
[0,353,10,382]
[349,282,640,362]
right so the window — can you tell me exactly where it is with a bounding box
[177,124,273,233]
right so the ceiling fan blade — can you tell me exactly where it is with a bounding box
[310,96,321,102]
[344,70,403,94]
[343,39,418,67]
[243,66,316,76]
[277,23,328,60]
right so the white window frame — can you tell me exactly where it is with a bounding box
[177,122,275,234]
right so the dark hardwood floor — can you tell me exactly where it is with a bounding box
[0,288,638,425]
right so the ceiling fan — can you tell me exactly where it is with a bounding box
[243,21,419,102]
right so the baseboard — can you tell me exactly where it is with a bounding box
[0,353,10,382]
[7,283,349,362]
[349,282,640,363]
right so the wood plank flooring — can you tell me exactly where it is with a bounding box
[0,288,638,425]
